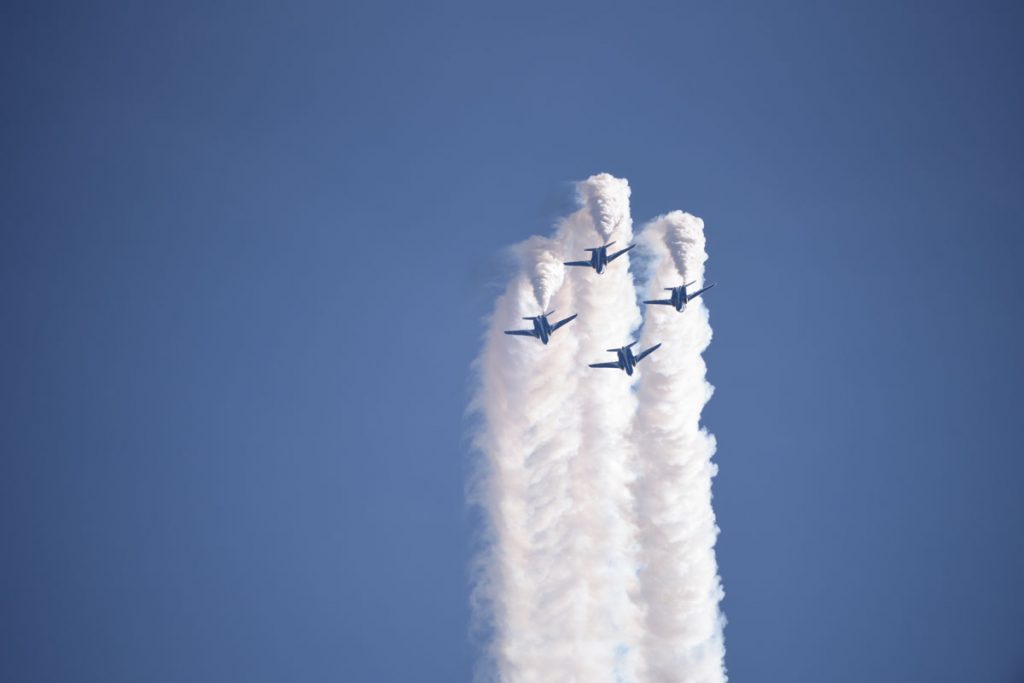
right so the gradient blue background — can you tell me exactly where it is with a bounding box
[2,1,1022,681]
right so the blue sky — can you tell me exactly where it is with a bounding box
[2,1,1023,681]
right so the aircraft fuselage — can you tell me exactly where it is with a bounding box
[670,286,687,311]
[618,347,638,375]
[534,316,553,344]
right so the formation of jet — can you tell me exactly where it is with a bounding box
[506,242,717,375]
[644,281,716,312]
[589,342,661,376]
[564,241,635,274]
[504,311,578,345]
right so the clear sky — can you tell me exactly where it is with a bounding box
[2,1,1022,681]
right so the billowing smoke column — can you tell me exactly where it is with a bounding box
[635,212,726,682]
[470,177,724,682]
[562,175,646,682]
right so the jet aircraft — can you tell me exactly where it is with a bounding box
[644,281,716,312]
[564,241,635,274]
[589,341,661,375]
[504,311,578,345]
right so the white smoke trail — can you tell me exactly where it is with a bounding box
[634,211,726,682]
[577,173,631,242]
[469,231,583,681]
[562,174,646,682]
[522,237,566,312]
[470,174,647,682]
[470,182,725,682]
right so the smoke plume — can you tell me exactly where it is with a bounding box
[635,212,726,682]
[470,180,724,683]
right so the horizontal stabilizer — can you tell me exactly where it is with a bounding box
[550,314,577,332]
[635,343,661,363]
[607,244,635,262]
[687,283,717,301]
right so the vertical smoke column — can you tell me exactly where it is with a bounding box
[469,231,584,682]
[563,174,646,682]
[469,174,647,682]
[634,212,726,682]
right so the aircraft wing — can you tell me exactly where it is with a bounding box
[504,329,538,338]
[550,314,578,332]
[589,362,622,369]
[643,299,673,306]
[564,260,592,267]
[634,343,662,363]
[686,284,716,301]
[607,244,636,262]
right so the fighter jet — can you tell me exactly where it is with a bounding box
[644,281,716,312]
[504,311,578,345]
[589,341,661,376]
[564,241,635,274]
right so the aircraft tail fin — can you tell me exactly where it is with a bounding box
[523,310,553,321]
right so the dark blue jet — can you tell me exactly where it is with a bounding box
[564,241,635,274]
[644,280,716,312]
[589,341,661,376]
[504,311,578,345]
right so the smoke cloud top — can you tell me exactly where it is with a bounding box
[519,237,566,312]
[470,177,724,682]
[577,173,631,242]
